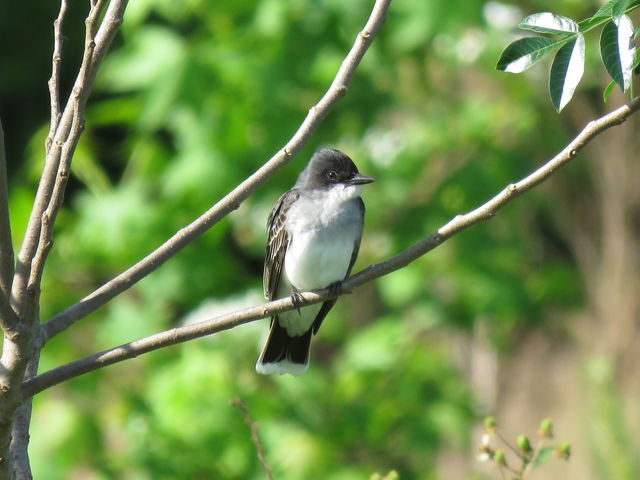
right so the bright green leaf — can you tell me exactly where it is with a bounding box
[592,0,618,19]
[533,446,556,468]
[603,79,616,101]
[600,15,636,91]
[549,35,586,111]
[612,0,630,18]
[496,37,559,73]
[519,12,579,34]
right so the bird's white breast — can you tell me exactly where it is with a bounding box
[283,184,362,291]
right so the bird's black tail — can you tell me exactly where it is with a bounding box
[256,317,312,376]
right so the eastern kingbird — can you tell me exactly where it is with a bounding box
[256,148,374,375]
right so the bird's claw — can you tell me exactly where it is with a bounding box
[328,281,351,297]
[291,290,304,315]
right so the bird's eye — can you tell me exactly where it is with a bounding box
[326,170,338,181]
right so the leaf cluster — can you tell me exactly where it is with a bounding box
[496,0,640,111]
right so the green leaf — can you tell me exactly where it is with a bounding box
[612,0,630,18]
[603,79,616,101]
[496,37,559,73]
[533,446,556,468]
[600,15,636,91]
[519,12,579,34]
[592,0,618,19]
[549,35,586,111]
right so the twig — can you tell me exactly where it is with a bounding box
[230,397,273,480]
[41,0,392,341]
[0,118,16,331]
[22,95,640,398]
[498,466,507,480]
[46,0,68,152]
[521,438,545,478]
[496,430,524,461]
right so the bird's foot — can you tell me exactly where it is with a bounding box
[290,290,304,315]
[327,280,351,297]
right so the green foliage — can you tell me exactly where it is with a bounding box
[600,15,636,92]
[497,1,639,111]
[549,36,585,111]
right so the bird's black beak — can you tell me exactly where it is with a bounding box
[348,173,375,185]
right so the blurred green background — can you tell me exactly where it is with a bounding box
[1,0,639,478]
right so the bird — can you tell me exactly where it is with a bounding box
[256,148,374,375]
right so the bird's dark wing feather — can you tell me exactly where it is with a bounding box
[312,198,365,334]
[263,189,300,301]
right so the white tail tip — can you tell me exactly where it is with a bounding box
[255,360,309,376]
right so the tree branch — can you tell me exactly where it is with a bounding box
[41,0,392,341]
[9,349,40,480]
[23,94,640,398]
[11,0,127,322]
[45,0,68,153]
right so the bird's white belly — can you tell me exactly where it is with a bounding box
[284,228,353,291]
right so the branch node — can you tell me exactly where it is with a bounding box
[507,183,518,194]
[360,30,371,39]
[569,149,577,158]
[4,330,19,342]
[283,148,293,157]
[336,85,348,96]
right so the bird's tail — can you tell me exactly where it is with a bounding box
[256,317,312,376]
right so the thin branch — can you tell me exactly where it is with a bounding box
[23,95,640,398]
[521,438,545,478]
[25,291,329,397]
[345,95,640,286]
[46,0,68,153]
[41,0,392,341]
[231,397,273,480]
[0,117,16,331]
[496,430,524,462]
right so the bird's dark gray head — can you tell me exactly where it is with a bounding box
[295,148,374,190]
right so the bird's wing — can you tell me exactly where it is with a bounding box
[263,189,300,301]
[312,198,365,334]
